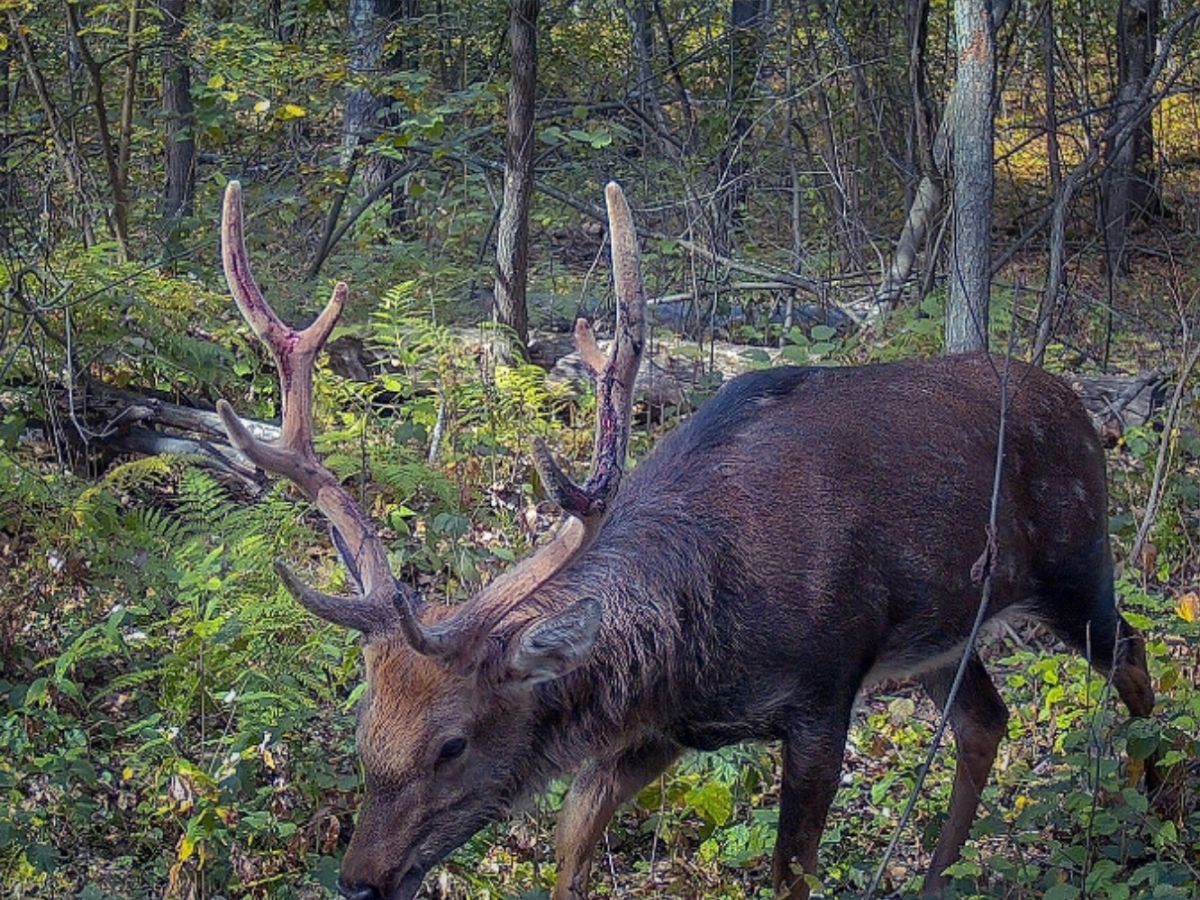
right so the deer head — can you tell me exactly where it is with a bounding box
[216,181,646,900]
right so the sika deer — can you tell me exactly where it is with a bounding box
[216,181,1158,900]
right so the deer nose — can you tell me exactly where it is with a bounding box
[336,881,380,900]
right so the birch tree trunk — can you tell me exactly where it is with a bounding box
[944,0,996,354]
[875,0,1010,315]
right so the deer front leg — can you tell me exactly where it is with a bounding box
[773,714,852,899]
[552,739,679,900]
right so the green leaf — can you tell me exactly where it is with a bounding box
[780,344,809,364]
[811,324,837,341]
[1126,719,1161,761]
[684,780,733,826]
[919,293,944,317]
[27,843,57,873]
[1043,884,1080,900]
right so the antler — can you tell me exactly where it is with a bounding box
[216,181,442,649]
[531,182,646,531]
[215,180,646,662]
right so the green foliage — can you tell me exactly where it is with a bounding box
[2,0,1199,896]
[0,454,361,895]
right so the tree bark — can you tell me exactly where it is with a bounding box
[945,0,997,355]
[715,0,765,258]
[161,0,195,225]
[343,0,412,223]
[1101,0,1161,278]
[0,43,15,245]
[630,0,671,149]
[493,0,538,363]
[873,0,940,309]
[1032,0,1063,364]
[874,0,1011,315]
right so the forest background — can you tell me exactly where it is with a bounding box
[0,0,1198,897]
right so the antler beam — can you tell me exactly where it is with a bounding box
[216,181,440,648]
[532,182,646,525]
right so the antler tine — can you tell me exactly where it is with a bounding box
[533,181,646,525]
[216,181,439,647]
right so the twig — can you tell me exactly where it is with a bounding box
[1129,337,1200,567]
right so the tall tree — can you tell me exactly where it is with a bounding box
[715,0,765,258]
[874,0,1010,316]
[344,0,417,224]
[161,0,195,226]
[64,0,140,262]
[1101,0,1161,277]
[945,0,997,354]
[492,0,538,363]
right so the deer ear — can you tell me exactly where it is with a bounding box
[505,599,602,685]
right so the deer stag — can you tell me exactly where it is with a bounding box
[216,181,1158,900]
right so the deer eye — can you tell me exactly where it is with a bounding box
[436,737,467,765]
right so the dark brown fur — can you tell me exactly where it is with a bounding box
[340,354,1158,900]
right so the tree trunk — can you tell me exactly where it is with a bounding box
[1101,0,1160,277]
[64,0,132,261]
[0,44,15,244]
[945,0,996,355]
[1032,0,1063,364]
[630,0,670,147]
[652,0,695,146]
[873,0,940,309]
[715,0,765,258]
[874,0,1010,315]
[344,0,411,222]
[492,0,538,364]
[161,0,195,225]
[8,16,95,244]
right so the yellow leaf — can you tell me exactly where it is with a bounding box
[262,748,276,770]
[121,766,133,781]
[253,99,270,113]
[0,33,8,52]
[206,73,225,90]
[277,103,306,120]
[178,834,195,862]
[1176,592,1200,623]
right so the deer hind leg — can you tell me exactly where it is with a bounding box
[773,710,853,900]
[1046,607,1160,791]
[918,654,1009,896]
[552,739,679,900]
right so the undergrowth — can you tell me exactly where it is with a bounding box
[1,284,1197,899]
